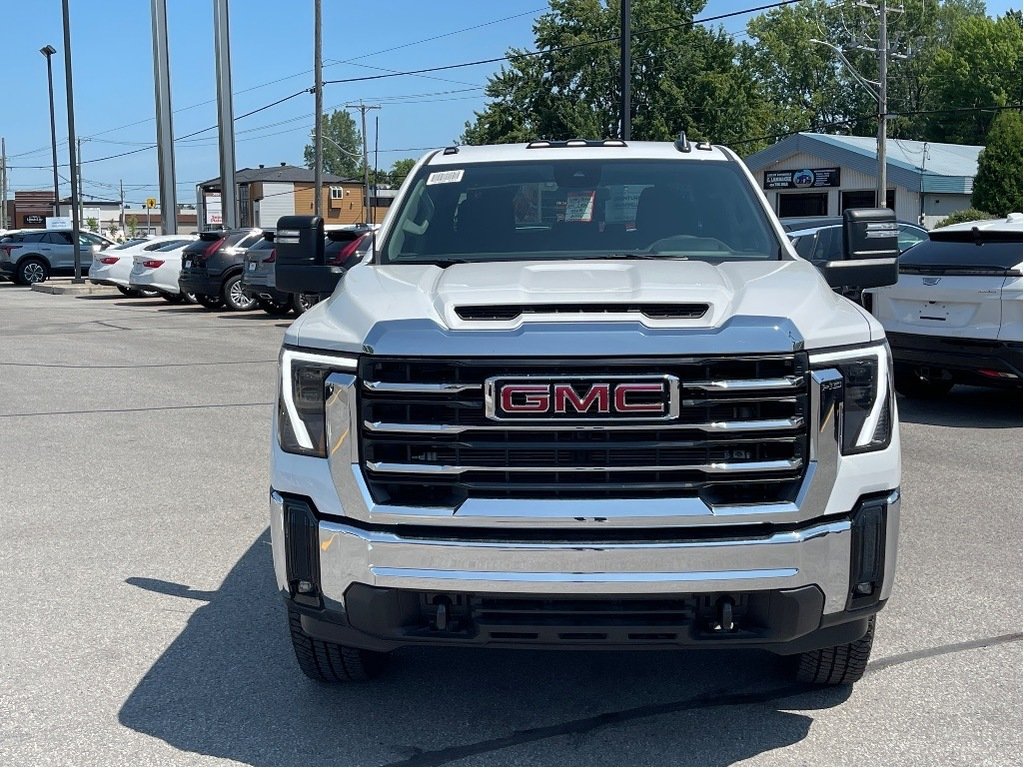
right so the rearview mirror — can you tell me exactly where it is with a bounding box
[274,215,342,295]
[819,208,899,290]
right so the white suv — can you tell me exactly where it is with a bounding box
[865,213,1023,397]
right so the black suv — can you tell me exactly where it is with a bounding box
[178,228,262,310]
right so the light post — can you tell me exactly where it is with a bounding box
[40,45,60,218]
[60,0,83,283]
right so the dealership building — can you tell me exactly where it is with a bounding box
[744,133,983,228]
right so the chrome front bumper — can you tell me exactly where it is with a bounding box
[271,489,900,617]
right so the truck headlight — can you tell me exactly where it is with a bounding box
[810,344,893,454]
[278,348,357,457]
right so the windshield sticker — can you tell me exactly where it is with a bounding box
[564,190,596,222]
[426,169,464,185]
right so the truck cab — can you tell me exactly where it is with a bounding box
[269,137,902,686]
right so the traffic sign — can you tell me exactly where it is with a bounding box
[145,197,157,209]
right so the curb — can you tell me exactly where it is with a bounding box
[30,282,118,296]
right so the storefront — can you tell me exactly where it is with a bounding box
[744,133,981,228]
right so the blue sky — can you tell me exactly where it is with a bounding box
[1,0,1016,209]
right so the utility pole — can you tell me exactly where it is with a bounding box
[620,0,631,141]
[1,137,7,230]
[345,102,380,223]
[213,0,237,229]
[876,0,888,209]
[313,0,323,217]
[151,0,178,233]
[373,113,379,226]
[77,137,84,226]
[62,0,83,282]
[811,0,905,211]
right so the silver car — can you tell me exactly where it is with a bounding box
[0,229,114,284]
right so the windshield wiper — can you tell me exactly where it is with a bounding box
[589,252,687,260]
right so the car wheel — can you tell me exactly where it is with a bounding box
[795,616,875,685]
[894,366,954,398]
[117,285,142,298]
[258,297,292,316]
[194,293,224,310]
[17,258,49,285]
[183,292,197,304]
[161,292,185,304]
[222,274,258,311]
[288,609,388,683]
[290,292,321,315]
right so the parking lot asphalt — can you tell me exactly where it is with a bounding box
[1,281,1021,767]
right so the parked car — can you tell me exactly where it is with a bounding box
[128,240,198,304]
[864,213,1023,396]
[242,226,371,316]
[178,228,263,311]
[89,234,197,297]
[0,229,115,284]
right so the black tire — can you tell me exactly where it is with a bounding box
[258,297,292,316]
[288,609,387,683]
[16,258,48,285]
[194,293,224,310]
[183,292,197,304]
[222,274,258,311]
[290,292,321,315]
[117,285,142,298]
[161,292,185,304]
[796,616,875,685]
[894,366,954,398]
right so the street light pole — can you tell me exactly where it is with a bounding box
[313,0,323,217]
[60,0,83,283]
[40,46,60,218]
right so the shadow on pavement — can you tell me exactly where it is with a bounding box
[897,386,1022,429]
[118,531,850,766]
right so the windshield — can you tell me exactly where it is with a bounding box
[381,159,780,265]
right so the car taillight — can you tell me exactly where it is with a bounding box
[100,256,119,265]
[143,259,164,268]
[326,236,365,266]
[261,248,276,264]
[200,237,225,260]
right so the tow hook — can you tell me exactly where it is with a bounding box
[433,596,451,631]
[712,596,735,632]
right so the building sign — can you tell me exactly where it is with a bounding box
[46,216,72,229]
[764,167,841,190]
[23,214,45,226]
[204,194,222,226]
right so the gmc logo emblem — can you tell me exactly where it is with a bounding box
[485,376,679,421]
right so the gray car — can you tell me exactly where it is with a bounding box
[0,229,114,284]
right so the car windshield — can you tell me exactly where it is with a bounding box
[381,159,780,265]
[900,233,1023,273]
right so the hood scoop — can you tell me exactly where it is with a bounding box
[454,302,709,322]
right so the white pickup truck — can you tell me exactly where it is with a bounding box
[269,137,902,686]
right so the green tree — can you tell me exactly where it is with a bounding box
[935,208,995,227]
[462,0,773,148]
[389,158,416,187]
[126,215,138,238]
[304,110,363,178]
[924,11,1024,145]
[971,110,1023,216]
[85,216,98,232]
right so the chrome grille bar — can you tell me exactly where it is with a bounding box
[363,416,805,435]
[685,376,803,391]
[363,381,481,394]
[366,458,803,476]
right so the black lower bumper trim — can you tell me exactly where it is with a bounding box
[888,331,1023,382]
[288,585,879,655]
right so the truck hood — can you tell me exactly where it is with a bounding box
[287,258,879,352]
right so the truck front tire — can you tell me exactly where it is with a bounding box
[796,616,875,685]
[288,609,388,683]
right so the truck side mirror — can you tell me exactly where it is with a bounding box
[274,215,341,295]
[819,208,900,290]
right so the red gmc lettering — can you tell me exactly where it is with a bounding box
[553,383,610,414]
[614,382,666,412]
[500,384,550,413]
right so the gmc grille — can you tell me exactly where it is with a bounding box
[358,355,809,506]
